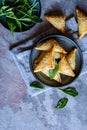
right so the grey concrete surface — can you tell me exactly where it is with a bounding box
[0,0,87,130]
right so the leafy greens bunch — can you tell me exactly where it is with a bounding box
[0,0,42,34]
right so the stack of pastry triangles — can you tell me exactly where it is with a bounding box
[34,39,77,83]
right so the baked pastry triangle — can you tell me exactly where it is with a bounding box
[35,39,54,51]
[54,41,67,54]
[34,51,46,66]
[34,47,55,72]
[76,9,87,39]
[58,57,75,77]
[45,15,66,33]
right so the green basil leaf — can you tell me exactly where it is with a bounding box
[59,87,78,97]
[7,19,16,32]
[15,17,22,31]
[30,81,44,90]
[49,62,60,79]
[22,22,30,27]
[7,19,16,40]
[0,5,9,12]
[20,17,32,22]
[2,0,6,5]
[2,0,8,6]
[55,97,68,109]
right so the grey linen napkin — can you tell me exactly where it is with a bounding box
[10,17,87,96]
[10,28,59,96]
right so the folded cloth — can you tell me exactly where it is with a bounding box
[10,28,59,96]
[10,18,87,96]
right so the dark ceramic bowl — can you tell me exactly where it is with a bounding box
[30,35,83,87]
[0,0,41,32]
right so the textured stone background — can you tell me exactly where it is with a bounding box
[0,0,87,130]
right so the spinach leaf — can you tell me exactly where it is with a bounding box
[2,0,7,5]
[7,19,16,40]
[30,81,44,90]
[59,87,78,97]
[0,0,42,35]
[55,97,68,109]
[49,62,60,79]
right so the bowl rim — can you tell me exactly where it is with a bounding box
[0,0,42,32]
[29,34,83,88]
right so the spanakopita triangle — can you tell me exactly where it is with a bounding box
[76,9,87,39]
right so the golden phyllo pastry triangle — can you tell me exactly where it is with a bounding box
[35,39,54,51]
[34,47,55,72]
[53,40,67,54]
[66,48,77,70]
[45,15,66,33]
[59,57,75,77]
[34,51,46,66]
[76,9,87,39]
